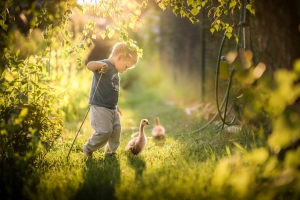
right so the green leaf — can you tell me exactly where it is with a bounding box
[83,30,88,36]
[232,142,247,153]
[226,145,231,156]
[129,22,135,29]
[142,1,147,7]
[180,10,187,17]
[16,50,20,57]
[14,107,29,124]
[226,32,232,39]
[158,2,166,10]
[30,70,38,74]
[293,59,300,73]
[235,36,239,43]
[248,148,269,164]
[0,19,8,31]
[1,71,6,79]
[246,4,255,15]
[191,7,200,16]
[229,1,237,8]
[31,81,40,88]
[19,108,28,118]
[214,24,220,31]
[131,16,138,23]
[107,28,115,38]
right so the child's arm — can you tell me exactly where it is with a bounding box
[117,107,122,116]
[86,61,108,73]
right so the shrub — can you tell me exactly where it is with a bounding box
[0,103,62,198]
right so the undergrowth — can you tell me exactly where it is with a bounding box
[16,89,300,200]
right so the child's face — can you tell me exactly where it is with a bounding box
[115,54,136,73]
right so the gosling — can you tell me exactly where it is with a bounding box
[125,119,150,155]
[151,117,165,140]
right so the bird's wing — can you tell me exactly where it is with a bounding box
[126,138,137,150]
[131,132,139,138]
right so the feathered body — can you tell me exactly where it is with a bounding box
[125,119,150,155]
[151,117,165,139]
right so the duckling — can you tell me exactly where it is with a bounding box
[125,119,150,155]
[149,117,166,148]
[151,117,165,140]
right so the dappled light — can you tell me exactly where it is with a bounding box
[242,50,253,69]
[1,0,300,199]
[225,50,238,64]
[253,62,266,79]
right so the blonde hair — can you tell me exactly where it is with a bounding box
[110,42,138,63]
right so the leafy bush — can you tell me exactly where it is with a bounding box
[0,102,63,198]
[232,51,300,151]
[0,53,63,198]
[0,103,62,159]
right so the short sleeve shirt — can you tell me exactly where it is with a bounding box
[88,59,120,109]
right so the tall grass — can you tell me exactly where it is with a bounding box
[11,50,299,200]
[23,85,290,200]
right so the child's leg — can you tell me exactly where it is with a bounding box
[83,106,113,153]
[105,110,121,154]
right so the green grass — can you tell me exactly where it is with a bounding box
[24,89,300,200]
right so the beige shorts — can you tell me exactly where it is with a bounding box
[83,105,121,154]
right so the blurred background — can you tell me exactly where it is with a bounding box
[67,1,237,123]
[2,0,242,124]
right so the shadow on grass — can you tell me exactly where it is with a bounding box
[74,154,120,200]
[126,155,146,181]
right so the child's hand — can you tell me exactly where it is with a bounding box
[100,64,108,74]
[117,107,122,116]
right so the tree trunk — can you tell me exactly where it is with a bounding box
[253,0,300,74]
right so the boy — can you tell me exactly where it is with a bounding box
[82,42,139,157]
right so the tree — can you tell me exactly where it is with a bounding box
[156,0,300,153]
[0,0,78,73]
[156,0,300,71]
[253,0,300,74]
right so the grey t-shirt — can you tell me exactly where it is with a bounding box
[88,59,120,109]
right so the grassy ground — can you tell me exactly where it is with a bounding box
[29,89,299,200]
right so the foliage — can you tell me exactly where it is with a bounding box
[0,0,151,117]
[0,52,64,198]
[0,103,62,198]
[1,0,149,177]
[230,49,300,151]
[1,0,91,174]
[0,52,65,139]
[1,0,300,199]
[156,0,254,40]
[0,1,151,198]
[0,0,77,73]
[6,88,298,200]
[76,0,147,57]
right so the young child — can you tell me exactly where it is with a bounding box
[82,42,139,157]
